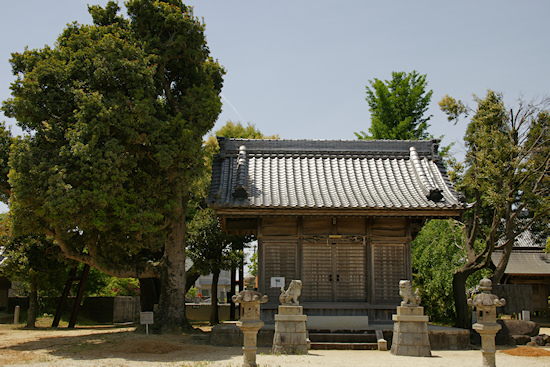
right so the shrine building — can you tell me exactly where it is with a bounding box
[207,138,466,323]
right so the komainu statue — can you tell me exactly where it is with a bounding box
[399,280,421,307]
[279,280,302,305]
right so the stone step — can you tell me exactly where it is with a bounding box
[308,332,378,343]
[310,341,379,350]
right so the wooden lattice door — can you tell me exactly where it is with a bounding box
[372,242,407,303]
[335,243,367,301]
[302,242,366,302]
[262,241,297,303]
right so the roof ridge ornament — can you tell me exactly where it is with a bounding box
[410,146,443,202]
[232,145,248,199]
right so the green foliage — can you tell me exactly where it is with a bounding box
[186,285,198,299]
[439,94,468,124]
[212,120,279,140]
[1,0,224,280]
[204,120,279,157]
[412,219,490,324]
[356,71,433,140]
[249,251,258,277]
[99,277,140,297]
[0,122,12,204]
[0,213,70,298]
[439,90,550,328]
[186,208,249,275]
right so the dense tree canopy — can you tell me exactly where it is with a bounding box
[356,71,433,140]
[440,91,550,328]
[2,0,224,332]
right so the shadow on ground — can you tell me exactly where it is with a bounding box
[1,326,245,364]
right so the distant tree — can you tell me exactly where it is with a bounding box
[205,121,279,155]
[356,71,433,140]
[184,121,278,324]
[186,208,250,325]
[440,91,550,328]
[2,1,224,332]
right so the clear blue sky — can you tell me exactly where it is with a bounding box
[1,1,549,160]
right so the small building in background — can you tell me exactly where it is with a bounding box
[195,269,232,302]
[492,246,550,315]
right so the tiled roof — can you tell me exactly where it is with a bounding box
[207,138,466,213]
[492,249,550,275]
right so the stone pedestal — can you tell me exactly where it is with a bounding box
[468,278,506,367]
[237,319,265,367]
[473,323,501,367]
[391,306,431,357]
[232,275,268,367]
[272,305,308,354]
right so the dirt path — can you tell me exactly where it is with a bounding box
[1,324,550,366]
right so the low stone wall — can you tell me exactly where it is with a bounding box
[427,326,471,350]
[211,322,275,347]
[211,322,471,350]
[185,304,230,321]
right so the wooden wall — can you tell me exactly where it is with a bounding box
[258,216,412,320]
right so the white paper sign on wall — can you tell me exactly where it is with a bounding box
[271,277,285,288]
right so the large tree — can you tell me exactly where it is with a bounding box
[2,0,224,332]
[355,71,433,140]
[440,91,550,328]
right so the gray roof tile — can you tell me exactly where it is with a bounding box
[492,249,550,275]
[208,138,465,213]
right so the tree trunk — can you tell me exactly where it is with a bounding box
[453,263,483,329]
[154,200,192,333]
[209,269,220,325]
[26,278,38,329]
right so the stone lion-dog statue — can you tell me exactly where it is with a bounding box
[399,280,421,307]
[279,279,302,305]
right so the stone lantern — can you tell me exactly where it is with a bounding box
[232,274,268,367]
[468,277,506,367]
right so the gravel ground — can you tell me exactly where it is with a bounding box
[1,324,550,367]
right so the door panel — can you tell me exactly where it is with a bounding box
[302,242,367,302]
[302,243,333,301]
[336,243,367,301]
[373,243,406,303]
